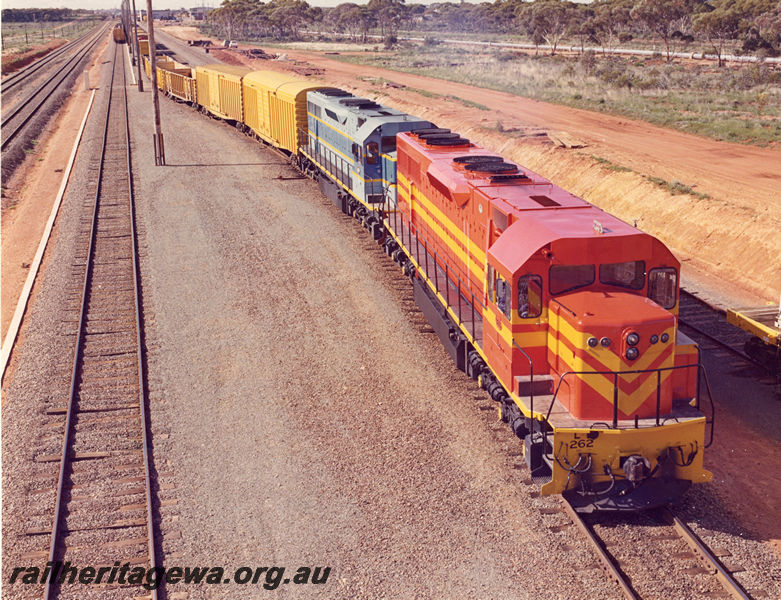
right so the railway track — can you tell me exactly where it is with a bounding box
[561,499,752,599]
[1,23,108,155]
[33,43,159,599]
[678,290,763,371]
[1,26,98,97]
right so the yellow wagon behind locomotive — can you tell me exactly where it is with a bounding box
[242,71,323,154]
[195,64,250,122]
[143,56,196,103]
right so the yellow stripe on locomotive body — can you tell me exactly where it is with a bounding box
[392,128,712,511]
[144,49,714,511]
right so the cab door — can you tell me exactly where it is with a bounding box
[483,262,513,382]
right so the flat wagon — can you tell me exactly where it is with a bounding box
[727,296,781,376]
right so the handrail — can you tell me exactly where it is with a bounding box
[512,340,535,424]
[541,361,714,459]
[544,361,705,426]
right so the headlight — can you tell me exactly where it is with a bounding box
[650,334,659,344]
[661,333,669,343]
[626,347,639,360]
[587,337,598,347]
[600,337,611,347]
[627,332,640,346]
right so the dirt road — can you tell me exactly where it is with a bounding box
[282,50,780,203]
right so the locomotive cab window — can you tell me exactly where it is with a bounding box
[381,136,396,154]
[599,260,645,290]
[549,264,595,295]
[495,276,512,320]
[648,267,678,309]
[352,143,361,161]
[366,142,379,164]
[518,274,543,319]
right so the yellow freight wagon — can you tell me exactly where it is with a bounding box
[195,64,250,122]
[143,56,176,91]
[163,67,197,103]
[242,70,323,154]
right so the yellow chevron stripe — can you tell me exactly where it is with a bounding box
[550,314,675,379]
[398,172,485,265]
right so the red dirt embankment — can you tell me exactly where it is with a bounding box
[1,39,67,74]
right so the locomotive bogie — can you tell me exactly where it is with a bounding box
[142,55,715,511]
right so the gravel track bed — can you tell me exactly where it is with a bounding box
[1,42,155,600]
[128,65,779,599]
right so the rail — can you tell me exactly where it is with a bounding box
[0,27,96,93]
[43,42,158,600]
[563,497,753,600]
[1,24,107,151]
[664,508,751,600]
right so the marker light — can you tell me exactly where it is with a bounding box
[588,337,598,347]
[600,337,611,347]
[650,334,659,344]
[661,333,670,343]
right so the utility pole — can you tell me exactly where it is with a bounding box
[145,0,165,165]
[132,0,144,91]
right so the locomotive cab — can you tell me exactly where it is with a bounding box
[304,90,430,207]
[484,213,710,509]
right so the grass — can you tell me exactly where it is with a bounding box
[1,20,96,54]
[332,45,781,147]
[584,152,711,199]
[589,155,632,173]
[647,176,710,199]
[363,77,490,111]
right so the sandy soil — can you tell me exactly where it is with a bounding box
[1,39,67,74]
[163,23,781,304]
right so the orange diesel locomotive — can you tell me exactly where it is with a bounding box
[381,129,712,511]
[141,51,714,512]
